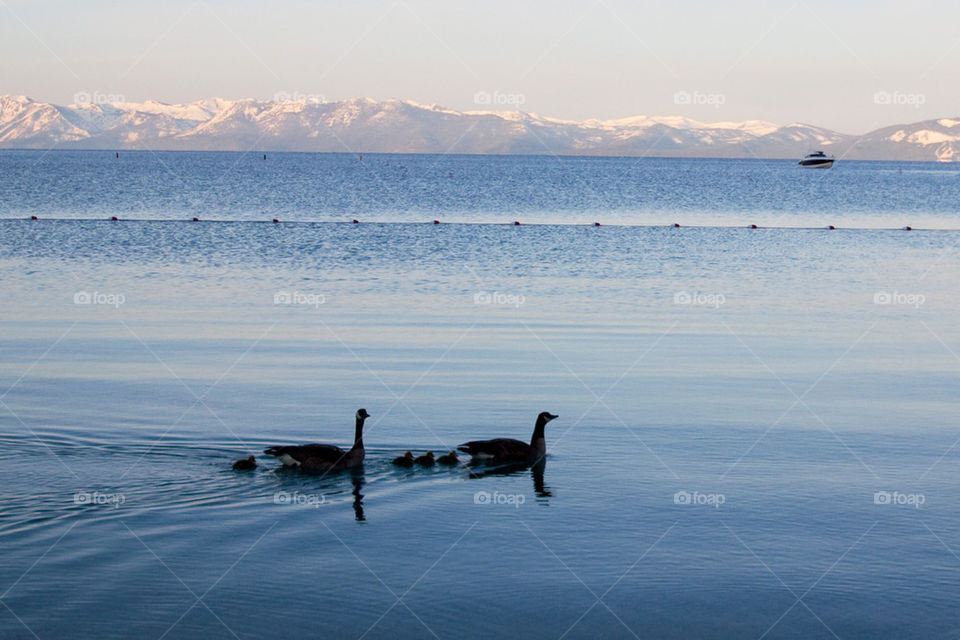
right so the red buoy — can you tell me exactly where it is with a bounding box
[272,218,280,223]
[433,220,440,225]
[593,222,601,227]
[111,216,119,221]
[514,221,520,226]
[30,215,38,220]
[904,226,912,231]
[673,223,680,228]
[749,224,758,229]
[352,219,359,224]
[115,152,118,158]
[192,217,199,222]
[827,225,835,230]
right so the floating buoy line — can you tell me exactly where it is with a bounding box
[13,216,947,231]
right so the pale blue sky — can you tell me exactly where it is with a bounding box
[1,0,957,133]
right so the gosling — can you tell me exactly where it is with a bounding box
[393,451,414,468]
[414,451,435,467]
[437,451,459,466]
[232,455,257,471]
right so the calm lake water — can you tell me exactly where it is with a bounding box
[2,151,960,638]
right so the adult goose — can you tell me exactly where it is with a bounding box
[264,409,370,474]
[458,412,558,463]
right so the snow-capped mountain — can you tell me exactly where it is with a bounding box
[0,94,957,161]
[844,118,960,162]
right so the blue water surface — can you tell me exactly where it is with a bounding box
[2,151,960,639]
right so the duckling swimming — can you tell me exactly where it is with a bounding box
[414,451,435,467]
[232,455,257,471]
[393,451,414,467]
[437,451,458,466]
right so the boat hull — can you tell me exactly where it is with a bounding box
[798,159,834,168]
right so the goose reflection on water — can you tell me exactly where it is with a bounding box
[466,457,553,499]
[350,469,365,521]
[269,452,552,519]
[272,465,367,521]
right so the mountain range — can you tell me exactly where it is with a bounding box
[1,95,958,161]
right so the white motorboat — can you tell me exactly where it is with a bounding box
[798,151,834,168]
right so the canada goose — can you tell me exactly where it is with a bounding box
[437,451,458,466]
[393,451,414,467]
[458,412,558,463]
[232,455,256,470]
[414,451,435,467]
[263,409,370,474]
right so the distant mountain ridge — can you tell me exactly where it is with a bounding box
[1,95,958,161]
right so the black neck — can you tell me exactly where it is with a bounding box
[352,415,365,450]
[530,416,547,446]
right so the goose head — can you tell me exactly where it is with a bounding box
[356,409,370,421]
[537,411,559,425]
